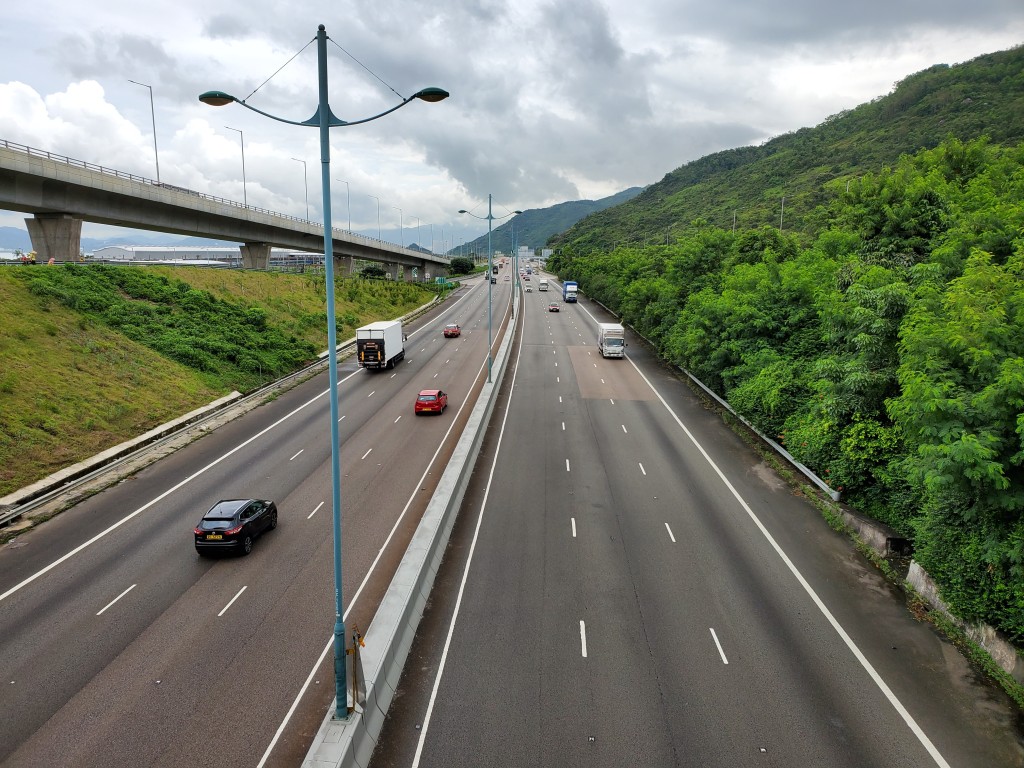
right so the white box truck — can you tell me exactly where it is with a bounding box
[538,278,549,291]
[356,320,405,370]
[597,323,626,358]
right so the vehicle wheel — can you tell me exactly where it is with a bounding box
[241,535,254,556]
[269,511,278,530]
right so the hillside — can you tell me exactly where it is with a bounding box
[551,45,1024,251]
[456,187,643,257]
[0,266,437,496]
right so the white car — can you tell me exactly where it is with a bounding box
[525,285,532,292]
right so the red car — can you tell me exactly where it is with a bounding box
[443,323,461,338]
[547,303,560,312]
[415,389,448,415]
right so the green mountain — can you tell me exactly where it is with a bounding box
[453,187,643,257]
[551,45,1024,251]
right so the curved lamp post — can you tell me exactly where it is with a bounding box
[459,195,521,383]
[200,24,447,722]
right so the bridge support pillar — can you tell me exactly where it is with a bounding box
[386,262,400,281]
[336,255,354,275]
[240,242,271,270]
[25,213,83,263]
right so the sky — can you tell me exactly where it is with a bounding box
[1,0,1023,252]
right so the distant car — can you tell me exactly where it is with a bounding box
[524,275,530,281]
[443,323,461,338]
[547,303,560,312]
[490,276,496,284]
[194,499,277,556]
[525,285,532,292]
[415,389,448,415]
[504,275,510,281]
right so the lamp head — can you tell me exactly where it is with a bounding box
[199,91,236,107]
[514,210,523,214]
[414,87,450,103]
[458,209,468,214]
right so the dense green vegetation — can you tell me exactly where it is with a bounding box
[0,266,434,495]
[550,137,1024,642]
[551,46,1024,251]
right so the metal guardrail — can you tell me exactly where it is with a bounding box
[0,139,451,262]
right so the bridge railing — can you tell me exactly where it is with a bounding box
[1,138,449,261]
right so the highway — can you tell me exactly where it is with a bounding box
[368,273,1024,767]
[0,273,510,767]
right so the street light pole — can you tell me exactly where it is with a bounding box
[336,179,352,231]
[291,157,309,220]
[225,126,247,207]
[459,195,521,383]
[128,79,160,182]
[200,24,447,722]
[368,195,381,241]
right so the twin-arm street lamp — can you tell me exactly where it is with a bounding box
[225,126,247,207]
[291,157,310,220]
[200,23,447,721]
[128,79,160,182]
[459,195,521,383]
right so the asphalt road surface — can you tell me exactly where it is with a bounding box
[368,274,1024,768]
[0,275,512,767]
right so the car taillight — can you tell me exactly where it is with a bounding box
[193,527,204,535]
[224,524,244,535]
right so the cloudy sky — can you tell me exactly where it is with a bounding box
[2,0,1022,250]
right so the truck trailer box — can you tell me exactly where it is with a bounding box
[538,278,549,291]
[563,280,579,302]
[597,322,626,358]
[356,320,405,370]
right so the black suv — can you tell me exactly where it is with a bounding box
[194,499,278,556]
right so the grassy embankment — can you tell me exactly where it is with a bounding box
[0,265,435,497]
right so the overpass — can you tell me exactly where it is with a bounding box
[0,139,449,279]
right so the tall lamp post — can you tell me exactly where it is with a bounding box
[200,24,447,721]
[459,195,521,383]
[128,79,160,182]
[336,178,352,231]
[291,157,309,220]
[368,195,381,241]
[225,126,247,207]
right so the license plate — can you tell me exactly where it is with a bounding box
[206,534,223,540]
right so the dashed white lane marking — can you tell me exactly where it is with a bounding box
[308,502,324,520]
[639,462,646,476]
[96,584,136,616]
[665,523,676,543]
[566,459,571,472]
[571,518,577,538]
[289,450,303,461]
[580,621,588,658]
[710,628,729,664]
[361,449,373,460]
[218,586,247,617]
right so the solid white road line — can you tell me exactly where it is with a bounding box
[622,355,953,768]
[218,586,247,617]
[710,628,729,664]
[96,584,136,616]
[307,502,324,520]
